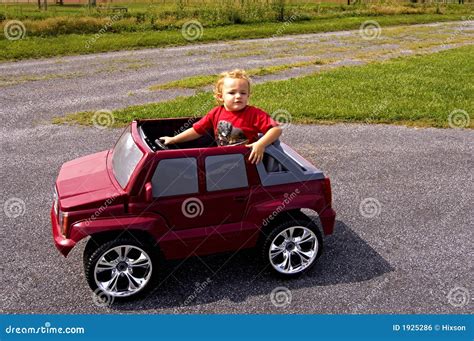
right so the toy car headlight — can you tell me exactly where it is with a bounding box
[53,186,59,217]
[58,210,69,237]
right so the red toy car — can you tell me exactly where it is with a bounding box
[52,118,336,299]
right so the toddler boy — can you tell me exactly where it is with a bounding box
[160,69,282,164]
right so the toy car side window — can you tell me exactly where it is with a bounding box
[263,153,288,173]
[152,158,198,197]
[205,154,248,192]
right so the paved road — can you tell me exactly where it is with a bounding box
[0,21,473,314]
[1,123,472,314]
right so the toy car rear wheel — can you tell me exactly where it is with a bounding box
[84,237,158,300]
[262,217,323,276]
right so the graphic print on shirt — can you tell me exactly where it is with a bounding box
[216,120,249,146]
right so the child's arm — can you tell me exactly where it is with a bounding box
[246,126,282,164]
[160,127,202,145]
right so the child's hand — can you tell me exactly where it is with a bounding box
[246,141,265,164]
[159,136,174,145]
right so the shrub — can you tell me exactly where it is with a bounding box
[21,16,146,37]
[135,12,146,23]
[26,17,108,36]
[272,0,286,22]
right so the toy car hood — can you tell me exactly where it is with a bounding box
[55,150,123,210]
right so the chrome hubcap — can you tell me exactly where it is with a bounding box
[94,245,152,297]
[269,226,318,274]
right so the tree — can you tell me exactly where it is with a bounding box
[38,0,48,10]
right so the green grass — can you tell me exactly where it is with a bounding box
[54,45,474,129]
[1,9,473,60]
[149,59,326,90]
[2,2,468,22]
[149,74,217,91]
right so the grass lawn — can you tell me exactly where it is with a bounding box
[55,44,474,129]
[149,60,326,90]
[1,2,473,60]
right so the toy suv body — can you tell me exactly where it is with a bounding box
[52,117,336,299]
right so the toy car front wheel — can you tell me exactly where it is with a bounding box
[262,217,323,276]
[84,238,157,299]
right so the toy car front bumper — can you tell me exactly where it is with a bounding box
[51,205,75,257]
[319,207,336,235]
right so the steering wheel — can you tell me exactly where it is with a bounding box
[155,138,169,150]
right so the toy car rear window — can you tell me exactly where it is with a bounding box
[256,142,325,186]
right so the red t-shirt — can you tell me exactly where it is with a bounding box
[193,105,278,145]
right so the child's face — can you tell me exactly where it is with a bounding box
[219,77,249,112]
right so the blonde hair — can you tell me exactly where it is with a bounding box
[213,69,251,105]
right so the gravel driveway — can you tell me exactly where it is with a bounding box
[0,20,473,128]
[0,21,472,314]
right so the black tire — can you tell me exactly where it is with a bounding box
[261,215,323,277]
[84,237,159,301]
